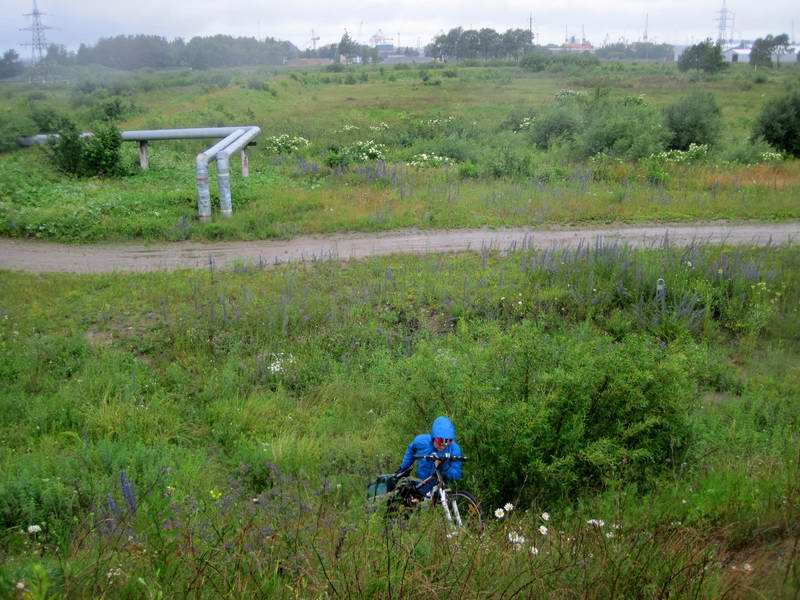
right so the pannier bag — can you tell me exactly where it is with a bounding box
[367,474,397,503]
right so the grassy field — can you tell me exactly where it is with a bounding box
[0,241,798,597]
[1,62,799,242]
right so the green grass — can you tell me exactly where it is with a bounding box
[0,242,798,596]
[1,62,799,243]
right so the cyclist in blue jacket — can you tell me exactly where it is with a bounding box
[396,416,462,496]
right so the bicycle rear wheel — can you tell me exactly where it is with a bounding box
[448,491,483,533]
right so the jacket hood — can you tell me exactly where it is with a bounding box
[431,416,456,439]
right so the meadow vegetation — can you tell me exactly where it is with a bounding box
[0,241,798,597]
[0,61,799,242]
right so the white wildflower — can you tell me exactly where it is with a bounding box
[538,525,548,536]
[504,502,514,512]
[16,582,25,591]
[743,563,753,572]
[586,519,605,527]
[541,512,550,521]
[530,546,539,556]
[494,508,505,519]
[27,525,41,534]
[507,531,526,547]
[606,532,615,539]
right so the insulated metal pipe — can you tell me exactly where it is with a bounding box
[121,127,250,141]
[17,133,92,146]
[195,129,247,221]
[215,127,261,218]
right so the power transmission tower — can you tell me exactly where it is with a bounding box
[310,29,320,50]
[21,0,53,84]
[715,1,734,45]
[643,13,649,42]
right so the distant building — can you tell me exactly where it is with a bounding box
[723,47,751,63]
[375,43,395,58]
[776,45,800,65]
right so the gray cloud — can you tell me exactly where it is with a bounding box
[5,0,797,54]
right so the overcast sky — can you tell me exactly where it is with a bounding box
[5,0,798,55]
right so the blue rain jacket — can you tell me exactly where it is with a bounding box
[398,417,462,489]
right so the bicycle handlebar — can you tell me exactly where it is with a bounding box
[412,453,467,462]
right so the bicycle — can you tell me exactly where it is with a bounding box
[374,453,483,534]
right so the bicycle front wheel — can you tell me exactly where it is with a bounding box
[448,491,483,533]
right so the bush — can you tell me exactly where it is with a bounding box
[0,111,34,153]
[49,119,85,175]
[390,323,697,507]
[664,91,722,150]
[49,119,124,177]
[575,99,667,160]
[82,122,124,176]
[753,88,800,157]
[530,104,581,149]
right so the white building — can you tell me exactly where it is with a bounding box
[723,47,751,63]
[776,45,800,65]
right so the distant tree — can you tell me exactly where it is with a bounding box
[595,42,674,61]
[458,30,481,60]
[501,29,533,61]
[44,44,73,66]
[338,32,359,60]
[478,28,501,61]
[677,39,725,74]
[0,49,25,80]
[75,34,296,70]
[750,34,790,68]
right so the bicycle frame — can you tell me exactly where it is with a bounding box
[415,463,464,529]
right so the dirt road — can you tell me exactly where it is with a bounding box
[1,222,798,274]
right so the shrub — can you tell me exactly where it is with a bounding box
[753,88,800,157]
[575,99,667,160]
[325,63,345,73]
[390,323,697,507]
[49,119,85,175]
[720,137,782,165]
[0,111,34,152]
[664,91,722,150]
[49,119,124,177]
[519,50,553,72]
[530,104,581,149]
[82,122,124,176]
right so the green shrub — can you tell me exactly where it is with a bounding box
[29,107,68,133]
[49,119,85,175]
[753,88,800,157]
[530,104,581,149]
[720,137,782,164]
[458,161,479,178]
[575,99,667,160]
[0,111,34,153]
[664,91,722,150]
[390,323,697,507]
[82,122,124,176]
[49,119,124,177]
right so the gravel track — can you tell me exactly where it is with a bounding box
[1,222,798,274]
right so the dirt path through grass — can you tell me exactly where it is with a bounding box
[1,222,798,274]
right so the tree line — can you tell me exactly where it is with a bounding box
[427,27,535,61]
[21,34,299,72]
